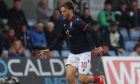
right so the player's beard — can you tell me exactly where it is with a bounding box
[63,15,66,19]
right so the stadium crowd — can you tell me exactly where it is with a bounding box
[0,0,140,57]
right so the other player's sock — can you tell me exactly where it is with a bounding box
[93,76,100,83]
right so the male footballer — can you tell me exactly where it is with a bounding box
[38,0,105,84]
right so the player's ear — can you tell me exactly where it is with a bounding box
[69,9,73,13]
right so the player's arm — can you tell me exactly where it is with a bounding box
[48,33,65,51]
[38,33,65,59]
[85,26,104,56]
[76,19,104,56]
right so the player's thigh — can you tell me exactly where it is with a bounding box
[66,53,79,69]
[66,64,77,80]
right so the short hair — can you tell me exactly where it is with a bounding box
[102,43,109,46]
[8,28,15,33]
[91,21,98,26]
[47,22,54,28]
[134,42,140,51]
[104,0,112,5]
[35,22,44,28]
[131,0,137,3]
[60,0,74,11]
[83,7,90,11]
[84,7,89,10]
[120,2,127,6]
[110,21,118,27]
[14,0,20,3]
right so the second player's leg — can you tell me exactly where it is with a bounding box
[66,64,77,84]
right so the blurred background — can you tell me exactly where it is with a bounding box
[0,0,140,84]
[0,0,140,57]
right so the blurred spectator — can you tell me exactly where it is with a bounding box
[19,24,32,50]
[0,0,8,18]
[81,8,94,24]
[30,23,47,50]
[102,22,125,55]
[0,0,8,30]
[130,42,140,56]
[45,22,63,56]
[3,28,17,50]
[82,0,89,8]
[49,9,64,34]
[0,32,2,56]
[49,9,64,50]
[8,40,30,57]
[45,22,55,46]
[98,1,116,31]
[7,0,28,37]
[91,21,102,45]
[0,20,5,30]
[74,2,80,16]
[129,1,140,29]
[37,0,52,24]
[101,43,110,56]
[115,2,131,29]
[56,0,62,8]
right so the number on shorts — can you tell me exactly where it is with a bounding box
[81,62,87,68]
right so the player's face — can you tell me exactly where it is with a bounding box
[61,7,70,19]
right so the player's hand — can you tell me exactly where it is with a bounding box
[96,47,105,56]
[91,47,104,56]
[37,49,51,59]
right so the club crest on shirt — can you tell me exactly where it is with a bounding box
[66,30,72,37]
[70,22,73,28]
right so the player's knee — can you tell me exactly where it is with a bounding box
[78,75,87,83]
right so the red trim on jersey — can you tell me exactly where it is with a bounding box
[83,24,88,31]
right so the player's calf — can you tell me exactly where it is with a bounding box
[78,73,93,84]
[78,76,88,84]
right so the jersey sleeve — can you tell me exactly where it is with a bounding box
[75,18,89,31]
[75,18,101,48]
[48,33,65,51]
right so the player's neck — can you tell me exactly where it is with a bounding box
[68,13,75,21]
